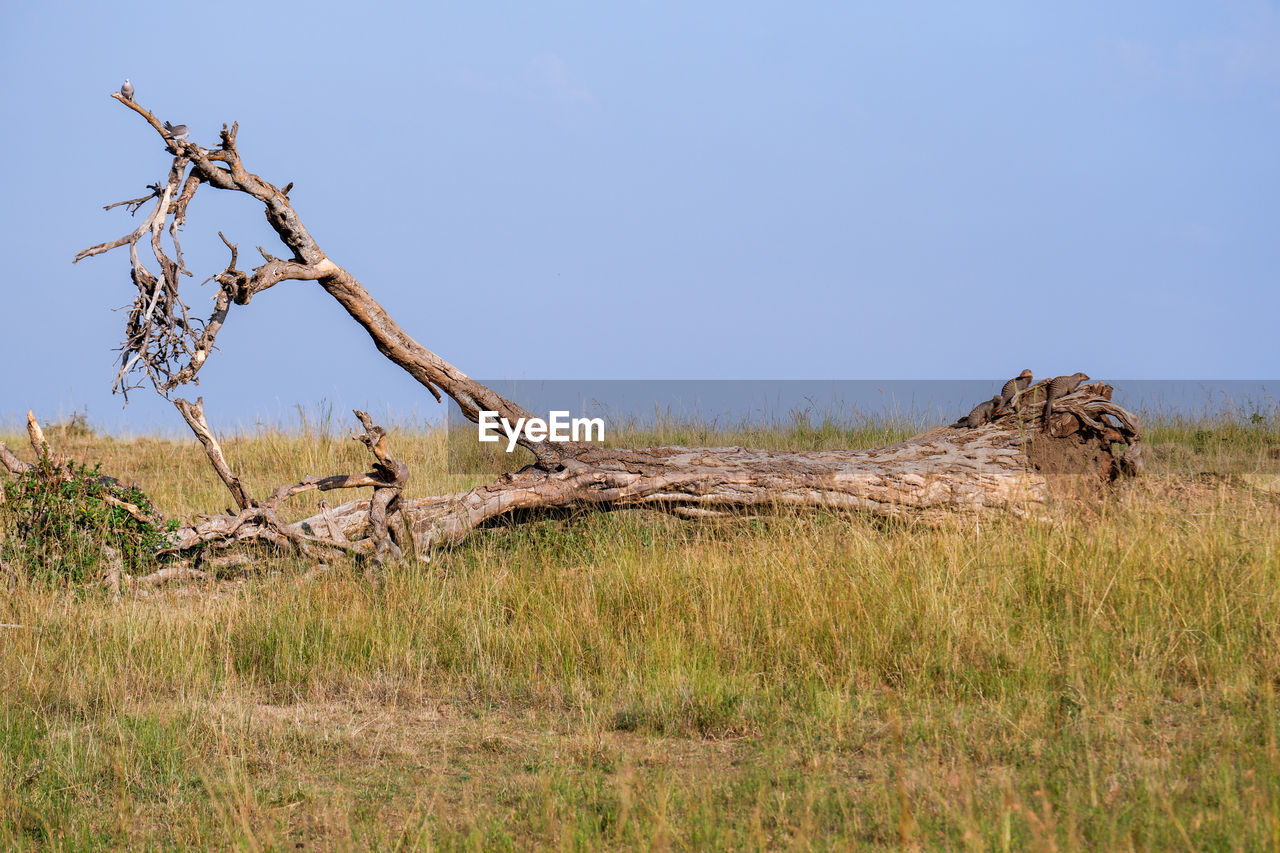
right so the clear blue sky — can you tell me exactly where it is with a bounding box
[2,1,1277,431]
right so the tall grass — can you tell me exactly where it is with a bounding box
[0,415,1277,848]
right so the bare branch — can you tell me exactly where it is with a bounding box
[0,442,31,475]
[164,502,369,560]
[351,410,410,566]
[154,411,414,567]
[82,93,568,459]
[254,411,410,567]
[73,187,164,263]
[265,473,385,507]
[102,185,162,214]
[163,412,408,569]
[228,257,333,305]
[99,491,162,526]
[173,398,254,510]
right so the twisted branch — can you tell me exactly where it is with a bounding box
[164,410,410,566]
[75,93,575,466]
[74,153,205,398]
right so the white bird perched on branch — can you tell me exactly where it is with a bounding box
[121,78,133,101]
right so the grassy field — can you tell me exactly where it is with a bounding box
[1,416,1279,849]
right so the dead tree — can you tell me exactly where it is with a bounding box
[18,91,1144,567]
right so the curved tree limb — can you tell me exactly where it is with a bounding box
[173,397,253,510]
[77,93,576,465]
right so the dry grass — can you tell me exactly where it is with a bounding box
[1,416,1278,849]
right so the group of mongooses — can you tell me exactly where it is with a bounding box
[951,370,1090,431]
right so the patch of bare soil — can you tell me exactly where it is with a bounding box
[1024,431,1120,498]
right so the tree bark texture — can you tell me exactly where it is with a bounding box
[158,380,1140,558]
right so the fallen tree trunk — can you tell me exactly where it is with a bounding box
[158,380,1140,557]
[4,384,1141,567]
[41,90,1147,574]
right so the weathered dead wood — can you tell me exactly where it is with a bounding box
[76,93,570,466]
[98,492,160,527]
[173,397,253,510]
[350,410,410,566]
[60,94,1151,581]
[406,431,1045,550]
[2,383,1144,581]
[25,410,61,464]
[414,385,1131,546]
[1004,379,1140,440]
[155,381,1141,562]
[157,409,410,566]
[3,414,62,474]
[0,442,31,475]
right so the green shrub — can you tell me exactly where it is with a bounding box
[1,455,172,582]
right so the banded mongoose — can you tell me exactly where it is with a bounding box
[953,395,1001,428]
[995,369,1034,413]
[1041,372,1090,432]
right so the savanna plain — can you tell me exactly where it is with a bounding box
[1,412,1278,850]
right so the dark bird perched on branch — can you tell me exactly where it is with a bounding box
[162,121,188,142]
